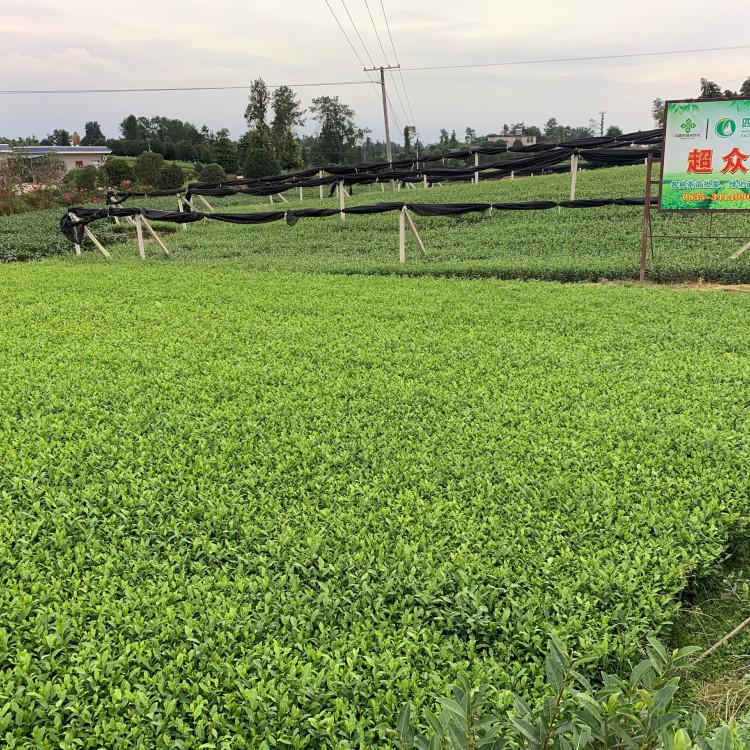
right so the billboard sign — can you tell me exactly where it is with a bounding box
[659,98,750,211]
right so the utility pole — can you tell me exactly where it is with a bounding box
[364,64,400,175]
[599,111,606,137]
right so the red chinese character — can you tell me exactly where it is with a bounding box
[686,149,713,174]
[721,147,749,174]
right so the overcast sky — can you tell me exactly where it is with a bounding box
[1,0,748,144]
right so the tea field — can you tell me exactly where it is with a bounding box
[1,263,749,747]
[3,164,750,281]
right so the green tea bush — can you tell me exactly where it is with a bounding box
[0,271,748,746]
[392,637,745,750]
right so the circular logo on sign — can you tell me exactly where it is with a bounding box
[715,118,736,137]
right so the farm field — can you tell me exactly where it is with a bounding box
[1,262,750,747]
[3,164,750,282]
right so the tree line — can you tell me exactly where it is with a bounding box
[651,75,750,127]
[5,73,748,178]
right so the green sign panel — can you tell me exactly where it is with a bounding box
[660,98,750,211]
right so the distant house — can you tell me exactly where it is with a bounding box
[486,129,537,147]
[0,144,111,171]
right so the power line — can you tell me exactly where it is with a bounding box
[387,69,410,133]
[339,0,376,68]
[323,0,370,71]
[363,0,391,66]
[0,81,375,95]
[323,0,391,118]
[400,44,750,71]
[379,0,418,131]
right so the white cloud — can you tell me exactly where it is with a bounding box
[0,0,748,141]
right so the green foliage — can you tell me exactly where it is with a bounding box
[134,151,165,187]
[392,638,743,749]
[245,77,270,127]
[73,165,98,191]
[175,140,199,161]
[196,161,226,184]
[156,162,186,190]
[0,268,749,745]
[80,121,106,146]
[310,95,364,164]
[210,129,238,173]
[242,146,280,178]
[101,157,135,187]
[700,79,724,99]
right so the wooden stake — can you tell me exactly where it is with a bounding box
[730,238,750,260]
[177,197,187,229]
[423,175,428,189]
[404,209,426,255]
[84,226,111,258]
[299,187,303,201]
[319,170,324,200]
[135,214,146,259]
[339,180,345,220]
[277,193,289,203]
[474,152,480,185]
[197,194,214,212]
[68,212,82,255]
[694,613,750,665]
[570,153,579,200]
[69,211,110,258]
[399,207,406,263]
[640,154,655,282]
[141,216,170,256]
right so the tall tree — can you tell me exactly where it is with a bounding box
[210,128,238,173]
[606,125,623,138]
[269,85,304,169]
[271,86,304,140]
[651,98,665,128]
[699,78,722,98]
[42,129,72,146]
[245,78,270,128]
[464,127,477,145]
[309,96,363,164]
[120,115,139,140]
[81,121,105,146]
[741,76,750,98]
[403,125,416,155]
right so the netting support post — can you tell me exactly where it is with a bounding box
[474,152,480,185]
[640,153,655,282]
[319,171,324,200]
[69,211,110,258]
[399,206,406,263]
[135,214,146,259]
[141,216,170,257]
[404,208,427,256]
[730,238,750,259]
[569,153,579,200]
[197,194,214,213]
[177,197,187,229]
[338,180,345,220]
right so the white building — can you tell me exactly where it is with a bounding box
[0,144,111,171]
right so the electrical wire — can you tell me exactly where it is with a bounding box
[323,0,369,70]
[323,0,390,120]
[363,0,392,66]
[379,0,418,130]
[340,0,376,68]
[400,44,750,71]
[0,81,375,95]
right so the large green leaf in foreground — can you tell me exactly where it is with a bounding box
[0,265,748,747]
